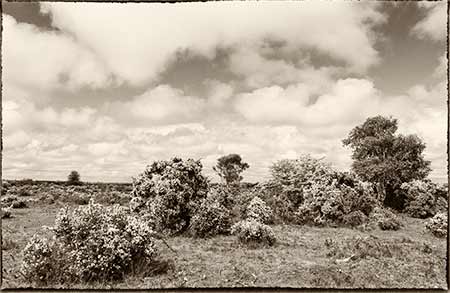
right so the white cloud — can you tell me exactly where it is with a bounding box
[412,2,447,41]
[107,85,205,125]
[41,1,384,85]
[2,14,115,92]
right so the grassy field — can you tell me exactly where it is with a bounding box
[2,196,447,289]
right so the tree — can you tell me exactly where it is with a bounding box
[213,154,249,186]
[67,170,81,185]
[343,116,430,209]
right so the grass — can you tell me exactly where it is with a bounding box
[1,194,448,289]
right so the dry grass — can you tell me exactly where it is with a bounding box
[1,197,447,289]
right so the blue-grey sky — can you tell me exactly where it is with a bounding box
[2,1,447,183]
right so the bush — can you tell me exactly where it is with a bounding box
[295,179,377,227]
[342,210,368,227]
[190,196,232,238]
[21,201,160,285]
[371,207,402,231]
[131,157,209,235]
[400,180,442,218]
[263,155,336,223]
[1,208,12,219]
[10,199,28,209]
[231,219,276,247]
[425,212,447,238]
[245,196,272,224]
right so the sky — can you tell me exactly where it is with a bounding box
[2,1,448,183]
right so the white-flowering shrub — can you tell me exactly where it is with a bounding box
[231,219,276,246]
[370,207,403,231]
[400,180,447,218]
[190,196,232,238]
[1,207,12,219]
[426,212,448,238]
[21,200,160,285]
[131,157,209,234]
[245,196,272,224]
[295,178,377,227]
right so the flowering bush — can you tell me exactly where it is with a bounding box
[295,178,377,227]
[1,207,12,219]
[262,155,336,223]
[425,212,447,238]
[231,219,276,246]
[370,207,402,231]
[400,180,447,218]
[131,157,209,234]
[190,195,232,238]
[21,200,160,285]
[245,196,272,224]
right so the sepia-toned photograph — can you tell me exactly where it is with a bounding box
[1,0,448,289]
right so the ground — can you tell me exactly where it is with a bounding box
[1,192,447,289]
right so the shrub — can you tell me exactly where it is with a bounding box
[21,201,161,285]
[1,195,18,205]
[263,155,336,223]
[400,180,441,218]
[425,212,448,238]
[371,207,402,231]
[207,184,235,210]
[295,179,377,227]
[190,196,232,238]
[10,199,28,209]
[131,157,209,235]
[231,219,276,246]
[342,210,368,227]
[245,196,272,224]
[1,208,12,219]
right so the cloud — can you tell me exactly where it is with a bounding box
[41,1,385,85]
[234,78,381,127]
[107,85,205,125]
[2,14,116,92]
[412,2,447,41]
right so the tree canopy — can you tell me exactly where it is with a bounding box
[213,154,249,186]
[343,116,430,209]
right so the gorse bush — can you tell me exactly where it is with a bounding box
[131,157,209,235]
[425,212,447,238]
[259,155,337,223]
[400,180,447,218]
[190,195,232,238]
[1,207,12,219]
[231,219,276,247]
[21,201,160,285]
[371,207,402,231]
[295,178,377,227]
[245,196,272,224]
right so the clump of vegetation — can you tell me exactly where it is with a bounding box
[400,180,447,218]
[131,157,209,235]
[371,207,403,231]
[10,199,28,209]
[245,196,272,224]
[231,218,276,247]
[67,170,81,186]
[343,116,431,210]
[295,177,377,227]
[261,155,337,223]
[425,212,447,238]
[21,200,162,286]
[213,154,249,187]
[1,207,12,219]
[190,195,232,238]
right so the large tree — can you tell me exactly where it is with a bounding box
[213,154,249,186]
[343,116,430,209]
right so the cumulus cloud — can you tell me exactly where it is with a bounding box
[107,85,205,125]
[2,14,116,92]
[412,2,447,41]
[41,1,384,85]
